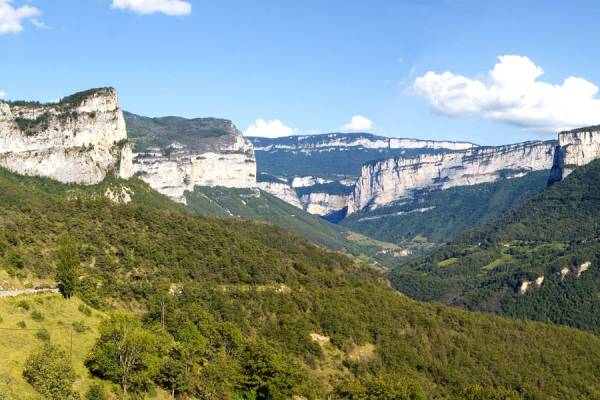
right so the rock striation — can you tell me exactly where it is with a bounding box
[129,114,256,204]
[0,88,133,184]
[348,141,556,214]
[250,133,476,153]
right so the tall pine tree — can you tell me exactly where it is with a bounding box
[56,235,79,299]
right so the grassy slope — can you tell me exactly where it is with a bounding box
[2,168,600,398]
[0,293,103,399]
[390,160,600,333]
[342,170,550,247]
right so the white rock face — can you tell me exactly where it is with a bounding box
[105,186,133,204]
[257,180,303,209]
[133,130,256,204]
[550,126,600,181]
[576,262,591,277]
[291,176,333,188]
[389,138,476,151]
[300,192,350,216]
[0,88,133,184]
[535,276,545,287]
[519,281,531,295]
[348,141,555,214]
[251,133,476,153]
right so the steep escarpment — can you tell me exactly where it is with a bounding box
[348,140,556,214]
[251,132,476,153]
[251,133,476,217]
[0,88,133,184]
[256,173,303,209]
[127,113,256,203]
[250,132,476,181]
[549,125,600,182]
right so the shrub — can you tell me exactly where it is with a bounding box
[17,300,30,310]
[72,321,87,333]
[17,321,26,329]
[85,383,108,400]
[78,304,92,316]
[23,344,77,399]
[35,329,50,342]
[31,310,44,321]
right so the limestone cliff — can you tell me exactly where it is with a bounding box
[256,174,303,209]
[348,141,556,214]
[251,133,476,153]
[0,88,133,184]
[549,126,600,182]
[128,113,256,203]
[300,192,350,216]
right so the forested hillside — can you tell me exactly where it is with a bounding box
[390,159,600,334]
[2,167,600,399]
[184,186,396,262]
[342,171,550,247]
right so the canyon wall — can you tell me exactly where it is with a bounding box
[348,141,556,214]
[0,88,133,184]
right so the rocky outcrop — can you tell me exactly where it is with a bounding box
[300,192,350,216]
[576,262,591,277]
[291,176,333,188]
[0,88,133,184]
[549,126,600,182]
[348,141,556,214]
[256,175,303,209]
[129,114,256,203]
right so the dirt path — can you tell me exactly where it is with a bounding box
[0,288,59,298]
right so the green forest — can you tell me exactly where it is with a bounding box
[2,167,600,399]
[343,171,550,247]
[390,158,600,334]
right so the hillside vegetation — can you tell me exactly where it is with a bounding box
[390,159,600,334]
[343,171,549,247]
[184,186,395,263]
[124,111,236,151]
[3,167,600,398]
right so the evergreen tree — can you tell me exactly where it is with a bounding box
[56,235,79,298]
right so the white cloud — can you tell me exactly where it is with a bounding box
[111,0,192,16]
[0,0,40,34]
[30,18,49,29]
[0,91,6,99]
[413,55,600,133]
[341,115,374,132]
[244,119,296,138]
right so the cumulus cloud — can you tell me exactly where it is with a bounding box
[341,115,374,132]
[0,91,6,99]
[244,119,296,138]
[413,55,600,133]
[111,0,192,16]
[0,0,40,34]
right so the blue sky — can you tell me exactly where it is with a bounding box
[2,0,600,145]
